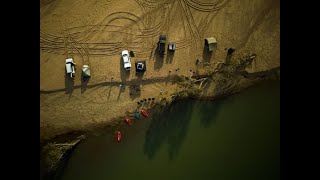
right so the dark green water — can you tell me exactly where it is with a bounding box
[56,80,280,180]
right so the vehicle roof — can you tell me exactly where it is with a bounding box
[122,50,129,55]
[205,37,217,44]
[124,61,131,68]
[123,55,130,62]
[66,58,74,63]
[160,35,166,40]
[66,63,73,73]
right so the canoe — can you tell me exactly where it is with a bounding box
[117,131,121,142]
[134,112,140,120]
[125,117,132,126]
[141,109,149,118]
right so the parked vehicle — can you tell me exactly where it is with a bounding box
[135,61,146,72]
[122,50,131,71]
[65,58,76,78]
[168,42,176,51]
[158,35,166,56]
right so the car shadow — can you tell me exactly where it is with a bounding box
[64,73,74,98]
[166,49,174,64]
[120,56,130,82]
[154,45,164,70]
[80,74,90,94]
[202,43,217,62]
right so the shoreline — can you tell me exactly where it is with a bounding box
[40,69,279,177]
[40,0,280,177]
[40,69,279,146]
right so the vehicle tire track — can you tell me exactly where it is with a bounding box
[197,0,231,36]
[178,0,199,52]
[186,0,224,12]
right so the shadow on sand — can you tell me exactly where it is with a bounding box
[118,56,130,101]
[81,75,90,94]
[129,68,145,100]
[165,50,174,64]
[65,74,74,98]
[153,46,164,70]
[120,56,130,82]
[202,44,217,62]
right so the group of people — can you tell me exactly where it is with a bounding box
[137,97,156,105]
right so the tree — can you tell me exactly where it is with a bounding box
[130,51,135,57]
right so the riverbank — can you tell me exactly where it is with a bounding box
[55,80,279,180]
[41,57,279,144]
[41,58,279,174]
[40,0,279,176]
[41,76,280,179]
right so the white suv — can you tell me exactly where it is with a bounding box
[65,58,76,78]
[122,50,131,71]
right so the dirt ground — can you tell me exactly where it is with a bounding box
[40,0,280,142]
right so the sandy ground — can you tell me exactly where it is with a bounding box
[40,0,280,142]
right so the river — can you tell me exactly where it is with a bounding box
[52,80,280,180]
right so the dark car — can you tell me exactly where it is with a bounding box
[135,61,146,72]
[158,35,166,56]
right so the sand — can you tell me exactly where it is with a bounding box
[40,0,280,142]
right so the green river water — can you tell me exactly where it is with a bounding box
[53,80,280,180]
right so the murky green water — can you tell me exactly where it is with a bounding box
[55,80,280,180]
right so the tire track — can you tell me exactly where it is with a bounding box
[134,0,147,14]
[72,12,146,43]
[178,0,199,51]
[41,28,139,56]
[66,28,90,65]
[41,0,176,56]
[61,28,69,58]
[186,0,224,12]
[41,3,170,46]
[40,30,63,42]
[197,0,231,36]
[136,0,173,8]
[190,0,221,6]
[183,0,201,47]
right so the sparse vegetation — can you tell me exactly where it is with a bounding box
[41,135,85,173]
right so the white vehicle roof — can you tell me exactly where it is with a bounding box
[122,50,131,69]
[82,65,91,77]
[66,63,73,73]
[124,61,131,68]
[66,58,74,63]
[122,50,129,56]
